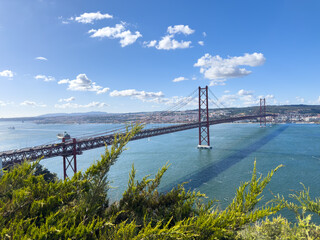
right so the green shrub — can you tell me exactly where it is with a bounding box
[2,123,312,239]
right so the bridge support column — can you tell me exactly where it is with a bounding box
[62,138,77,180]
[260,98,266,127]
[198,86,212,149]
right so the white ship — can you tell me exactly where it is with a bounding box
[57,131,71,140]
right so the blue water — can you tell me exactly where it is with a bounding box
[1,121,320,221]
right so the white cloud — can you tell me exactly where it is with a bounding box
[58,79,69,84]
[167,25,195,35]
[117,30,142,47]
[89,23,142,47]
[111,91,196,109]
[238,89,254,96]
[59,16,71,24]
[110,89,164,102]
[0,70,14,78]
[58,74,109,94]
[0,100,13,107]
[237,89,258,105]
[209,79,226,86]
[198,41,204,46]
[202,32,207,37]
[221,94,251,107]
[0,101,10,107]
[219,94,239,105]
[143,40,157,48]
[217,89,276,107]
[153,95,197,106]
[173,76,188,82]
[168,96,197,106]
[71,11,113,24]
[144,25,194,50]
[35,75,55,82]
[261,94,277,105]
[96,88,109,94]
[20,100,46,107]
[240,95,257,105]
[55,101,108,109]
[266,95,274,99]
[194,53,266,81]
[141,95,198,107]
[59,97,75,102]
[296,96,305,103]
[156,35,191,50]
[35,57,47,61]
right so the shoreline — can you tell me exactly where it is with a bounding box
[1,120,319,125]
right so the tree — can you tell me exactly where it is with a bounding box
[0,124,286,239]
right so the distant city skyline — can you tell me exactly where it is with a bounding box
[0,0,319,117]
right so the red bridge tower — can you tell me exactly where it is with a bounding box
[260,98,266,127]
[198,86,212,149]
[62,138,77,180]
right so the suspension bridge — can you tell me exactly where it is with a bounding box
[0,86,274,178]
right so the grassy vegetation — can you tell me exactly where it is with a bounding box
[1,124,320,239]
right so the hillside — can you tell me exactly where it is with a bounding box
[1,105,320,124]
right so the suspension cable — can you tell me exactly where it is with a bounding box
[56,88,199,140]
[208,87,227,109]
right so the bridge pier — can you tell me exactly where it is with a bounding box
[62,138,77,180]
[260,98,267,127]
[198,86,212,149]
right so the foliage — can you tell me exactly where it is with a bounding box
[275,183,320,220]
[238,214,320,239]
[2,123,320,239]
[0,124,143,239]
[237,216,292,239]
[178,161,283,240]
[33,163,57,183]
[238,183,320,240]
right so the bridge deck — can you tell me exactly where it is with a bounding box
[0,115,273,167]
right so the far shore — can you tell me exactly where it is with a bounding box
[1,119,319,125]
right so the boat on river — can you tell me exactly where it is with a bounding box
[57,131,71,140]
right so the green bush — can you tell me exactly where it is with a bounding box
[2,124,319,239]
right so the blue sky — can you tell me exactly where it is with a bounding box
[0,0,319,117]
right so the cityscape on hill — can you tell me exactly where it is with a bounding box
[2,104,320,124]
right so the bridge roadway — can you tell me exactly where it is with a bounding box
[0,114,272,168]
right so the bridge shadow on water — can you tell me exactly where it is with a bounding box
[161,124,289,193]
